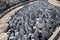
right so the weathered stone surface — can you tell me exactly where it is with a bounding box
[0,33,8,40]
[0,23,8,33]
[48,0,60,7]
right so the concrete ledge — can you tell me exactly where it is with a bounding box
[48,0,60,7]
[0,33,8,40]
[48,26,60,40]
[0,23,8,34]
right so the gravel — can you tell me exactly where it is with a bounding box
[8,0,60,40]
